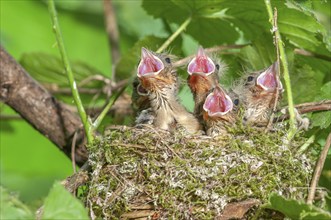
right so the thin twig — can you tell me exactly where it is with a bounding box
[264,0,297,140]
[78,74,111,87]
[293,100,331,110]
[294,48,331,62]
[48,0,94,144]
[71,131,78,173]
[0,114,22,120]
[103,0,120,82]
[266,8,281,131]
[173,44,249,67]
[307,131,331,204]
[274,100,331,122]
[92,82,128,129]
[156,17,192,53]
[46,87,102,95]
[45,78,129,96]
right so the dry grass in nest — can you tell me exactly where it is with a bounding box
[82,124,316,219]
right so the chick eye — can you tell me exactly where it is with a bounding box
[137,84,148,95]
[215,64,220,70]
[233,99,239,106]
[247,76,254,82]
[165,57,171,64]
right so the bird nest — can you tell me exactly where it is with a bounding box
[82,123,315,219]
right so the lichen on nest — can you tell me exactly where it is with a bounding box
[84,124,315,219]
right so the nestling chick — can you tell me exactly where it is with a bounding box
[132,77,150,114]
[235,62,283,126]
[136,48,201,134]
[202,86,240,136]
[187,47,225,120]
[132,77,154,125]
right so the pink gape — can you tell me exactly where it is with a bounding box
[203,86,233,117]
[188,47,215,75]
[257,62,283,91]
[137,48,164,77]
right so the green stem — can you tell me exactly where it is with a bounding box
[48,0,94,144]
[156,17,192,53]
[264,0,297,140]
[92,85,127,129]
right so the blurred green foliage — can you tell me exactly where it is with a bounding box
[0,0,330,218]
[41,182,88,219]
[263,193,331,220]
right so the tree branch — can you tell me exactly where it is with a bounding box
[103,0,121,82]
[0,46,88,165]
[0,114,22,120]
[294,48,331,62]
[307,131,331,204]
[274,100,331,122]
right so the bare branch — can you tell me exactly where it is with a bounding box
[307,131,331,204]
[103,0,120,82]
[0,114,22,120]
[294,101,331,114]
[274,100,331,122]
[294,48,331,62]
[71,131,78,173]
[0,46,88,165]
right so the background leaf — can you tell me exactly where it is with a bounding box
[311,82,331,129]
[142,0,187,23]
[263,193,331,220]
[20,53,104,87]
[186,18,239,47]
[42,182,89,220]
[171,0,226,16]
[0,187,34,220]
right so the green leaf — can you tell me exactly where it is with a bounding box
[142,0,227,23]
[277,7,325,51]
[239,33,276,70]
[20,52,104,87]
[0,187,34,220]
[171,0,226,16]
[263,193,331,220]
[218,0,268,40]
[290,64,325,104]
[311,82,331,129]
[186,17,239,47]
[142,0,240,48]
[316,82,331,100]
[42,182,89,220]
[116,35,182,80]
[295,55,331,83]
[142,0,188,23]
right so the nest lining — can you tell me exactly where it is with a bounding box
[84,124,315,219]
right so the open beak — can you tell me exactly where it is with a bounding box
[187,46,215,76]
[137,47,164,77]
[203,86,233,117]
[256,61,283,91]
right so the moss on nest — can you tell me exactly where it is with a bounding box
[83,124,316,219]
